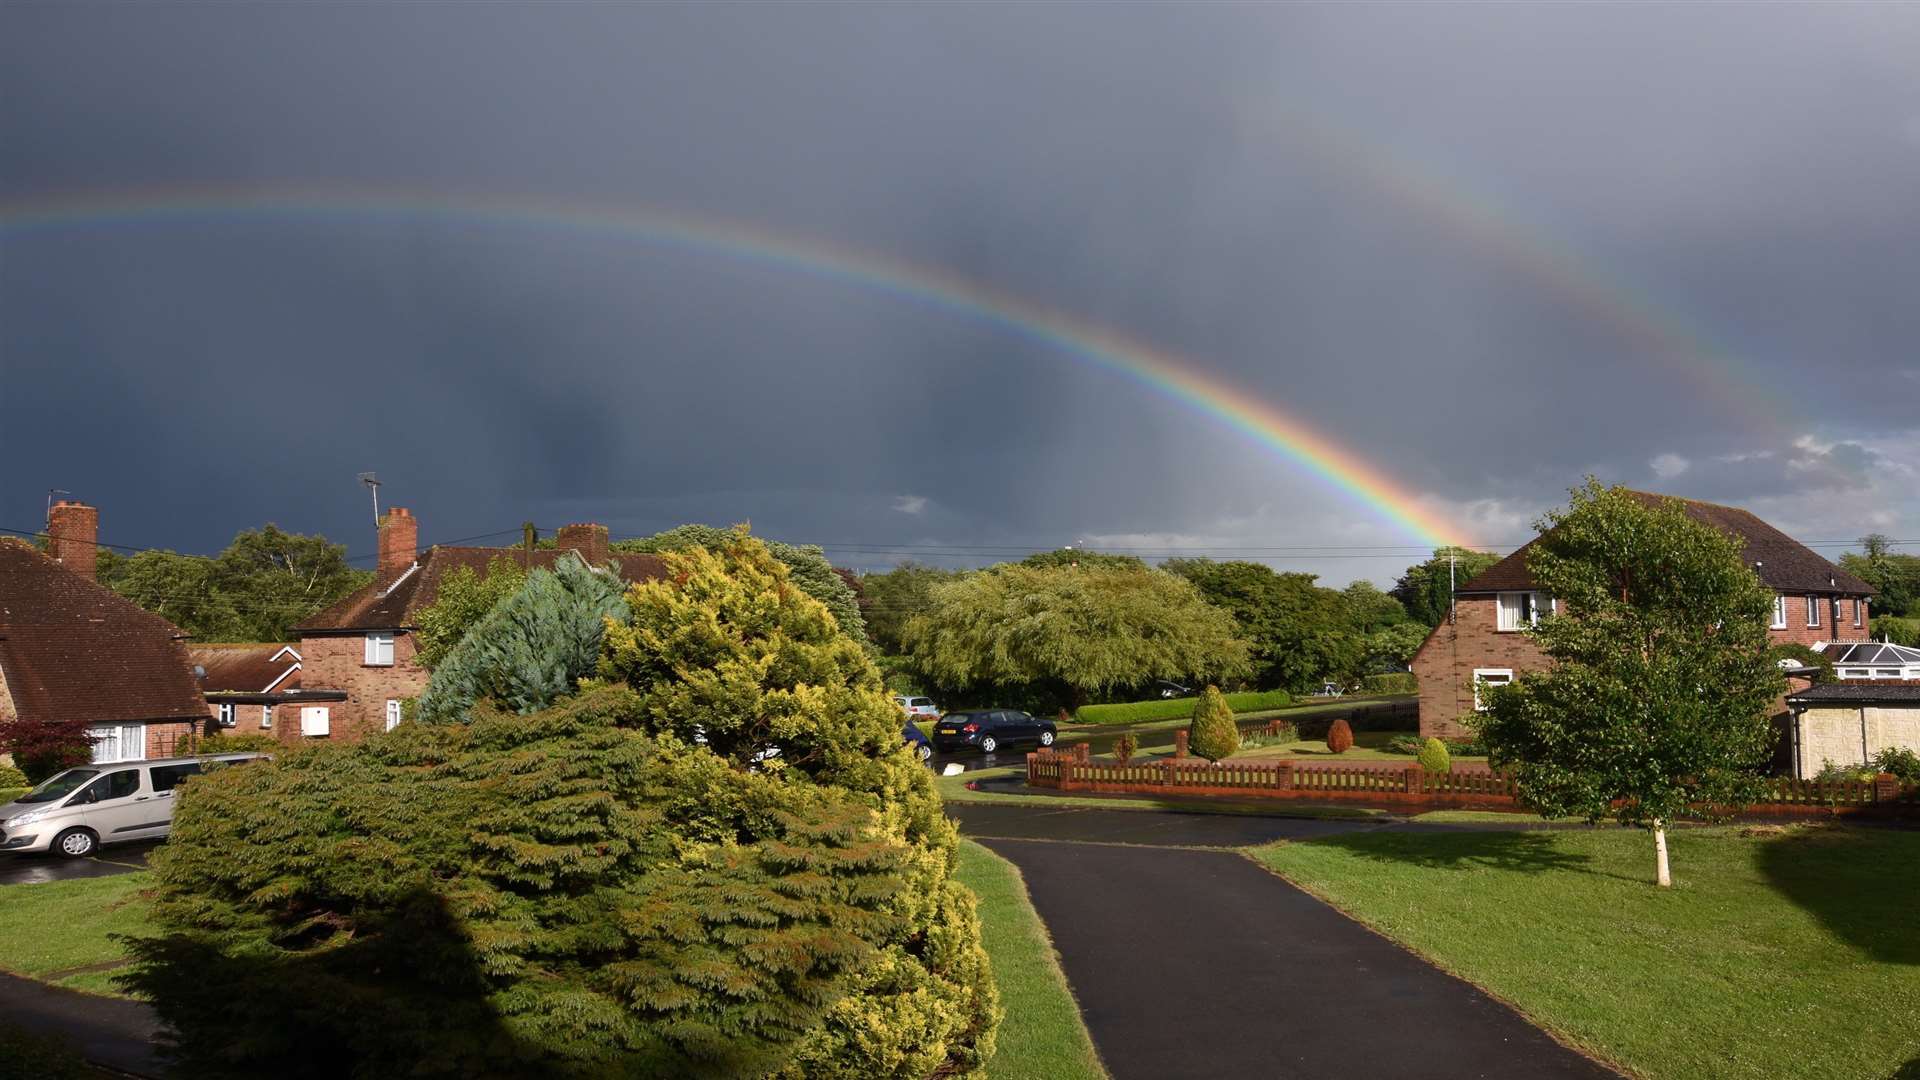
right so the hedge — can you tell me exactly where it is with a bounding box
[1076,690,1291,725]
[1361,673,1417,695]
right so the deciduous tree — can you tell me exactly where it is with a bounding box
[1162,559,1361,692]
[1392,547,1501,629]
[1476,481,1785,887]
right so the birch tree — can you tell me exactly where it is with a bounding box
[1476,481,1783,887]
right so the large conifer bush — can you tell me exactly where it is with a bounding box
[1186,685,1240,762]
[124,531,996,1079]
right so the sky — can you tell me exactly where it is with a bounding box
[3,2,1917,585]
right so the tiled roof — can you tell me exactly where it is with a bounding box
[296,547,669,633]
[1459,491,1875,597]
[188,643,301,694]
[1787,682,1920,705]
[0,541,209,726]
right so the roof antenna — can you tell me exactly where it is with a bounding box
[45,488,71,525]
[358,473,382,525]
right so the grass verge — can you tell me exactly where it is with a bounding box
[0,872,153,997]
[1251,824,1920,1080]
[954,840,1107,1080]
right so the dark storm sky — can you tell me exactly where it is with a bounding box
[3,2,1917,583]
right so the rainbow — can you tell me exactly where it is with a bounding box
[0,188,1475,547]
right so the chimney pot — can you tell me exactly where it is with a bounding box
[46,500,99,580]
[379,507,418,582]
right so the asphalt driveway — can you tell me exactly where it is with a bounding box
[961,806,1618,1080]
[0,841,155,885]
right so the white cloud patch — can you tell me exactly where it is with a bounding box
[891,494,929,516]
[1650,453,1690,479]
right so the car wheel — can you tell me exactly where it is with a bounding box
[1039,730,1056,746]
[917,743,933,762]
[53,827,99,859]
[979,735,998,754]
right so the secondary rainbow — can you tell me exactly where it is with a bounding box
[0,188,1472,548]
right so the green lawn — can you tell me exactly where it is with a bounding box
[0,872,154,996]
[1253,824,1920,1080]
[954,841,1107,1080]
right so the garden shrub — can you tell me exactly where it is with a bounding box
[1871,746,1920,784]
[171,731,284,756]
[125,531,996,1080]
[1111,733,1137,764]
[0,1023,94,1080]
[1769,642,1836,682]
[1361,673,1417,695]
[1386,734,1424,755]
[1187,686,1240,762]
[1813,758,1876,785]
[416,553,629,725]
[1075,690,1290,725]
[1326,717,1354,754]
[413,556,529,670]
[1416,737,1451,774]
[0,763,26,789]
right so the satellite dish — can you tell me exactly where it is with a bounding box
[193,665,207,679]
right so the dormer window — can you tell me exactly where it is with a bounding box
[364,632,395,666]
[1496,592,1551,631]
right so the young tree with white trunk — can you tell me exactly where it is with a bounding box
[1476,481,1784,887]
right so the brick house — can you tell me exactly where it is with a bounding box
[188,643,343,742]
[1411,492,1876,742]
[0,502,211,764]
[292,510,667,742]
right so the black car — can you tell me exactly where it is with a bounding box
[931,710,1058,754]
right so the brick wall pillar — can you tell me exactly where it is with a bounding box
[1404,765,1424,796]
[1875,772,1901,803]
[1173,730,1189,759]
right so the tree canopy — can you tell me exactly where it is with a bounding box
[1838,534,1917,617]
[123,531,995,1078]
[412,556,529,670]
[1475,481,1784,886]
[902,562,1250,709]
[1163,559,1361,692]
[1391,547,1501,629]
[860,562,963,655]
[614,525,869,647]
[97,525,369,642]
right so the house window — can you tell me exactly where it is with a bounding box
[364,632,395,666]
[1771,596,1788,629]
[216,703,237,728]
[1496,592,1549,631]
[261,705,273,729]
[1806,596,1819,629]
[1472,668,1514,711]
[1853,599,1863,628]
[300,707,331,737]
[87,723,147,764]
[385,699,403,732]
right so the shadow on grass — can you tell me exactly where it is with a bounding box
[1890,1057,1920,1080]
[1756,827,1920,967]
[1289,828,1609,877]
[117,888,548,1079]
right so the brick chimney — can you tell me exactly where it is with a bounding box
[554,522,610,566]
[378,507,418,581]
[47,500,99,580]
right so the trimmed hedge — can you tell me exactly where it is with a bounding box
[1361,673,1417,695]
[1075,690,1291,726]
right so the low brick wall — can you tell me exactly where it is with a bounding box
[1026,751,1920,818]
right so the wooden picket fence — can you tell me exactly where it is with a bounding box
[1025,750,1919,818]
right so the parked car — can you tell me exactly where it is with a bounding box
[894,695,941,722]
[931,710,1058,754]
[902,722,934,762]
[0,753,266,858]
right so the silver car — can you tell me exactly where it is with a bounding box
[894,695,940,722]
[0,753,266,858]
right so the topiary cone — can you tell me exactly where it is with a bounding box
[1326,717,1354,754]
[1416,736,1451,774]
[1187,685,1240,762]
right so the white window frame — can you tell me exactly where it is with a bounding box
[300,706,331,737]
[1472,668,1514,711]
[385,699,403,732]
[1771,595,1788,630]
[1853,598,1863,628]
[216,702,237,728]
[1496,592,1550,632]
[1806,595,1820,629]
[261,704,273,729]
[87,723,147,764]
[364,632,396,667]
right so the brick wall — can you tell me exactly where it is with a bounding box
[1411,596,1550,739]
[144,720,207,759]
[203,699,307,741]
[297,632,429,742]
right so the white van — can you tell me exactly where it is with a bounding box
[0,753,267,858]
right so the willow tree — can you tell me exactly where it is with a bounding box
[901,563,1250,711]
[1476,482,1784,887]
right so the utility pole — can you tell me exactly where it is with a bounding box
[358,473,382,525]
[1448,550,1457,624]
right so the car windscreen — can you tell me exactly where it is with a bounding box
[15,768,99,804]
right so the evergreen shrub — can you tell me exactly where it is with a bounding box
[1326,717,1354,754]
[1187,686,1240,762]
[1416,737,1451,774]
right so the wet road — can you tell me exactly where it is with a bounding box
[0,841,156,885]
